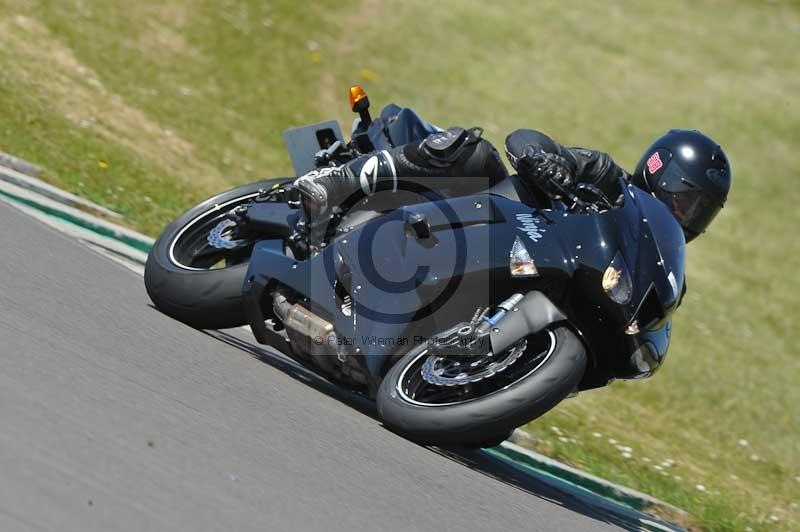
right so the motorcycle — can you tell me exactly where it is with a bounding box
[145,86,685,447]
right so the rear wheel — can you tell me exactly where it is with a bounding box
[144,178,290,329]
[377,326,586,447]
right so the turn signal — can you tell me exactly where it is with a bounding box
[349,85,368,111]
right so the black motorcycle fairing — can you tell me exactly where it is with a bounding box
[242,176,686,384]
[243,193,520,378]
[631,185,686,312]
[619,319,672,379]
[481,180,684,379]
[498,181,685,327]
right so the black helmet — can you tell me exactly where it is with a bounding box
[633,130,731,242]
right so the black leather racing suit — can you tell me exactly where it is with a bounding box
[294,124,628,228]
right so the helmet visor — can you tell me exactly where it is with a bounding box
[666,190,722,236]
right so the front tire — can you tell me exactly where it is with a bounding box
[144,178,290,329]
[377,326,586,447]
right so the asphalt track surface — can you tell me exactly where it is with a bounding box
[0,203,629,532]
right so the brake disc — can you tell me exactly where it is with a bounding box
[420,340,527,387]
[207,219,248,250]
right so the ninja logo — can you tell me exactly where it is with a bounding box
[515,213,545,242]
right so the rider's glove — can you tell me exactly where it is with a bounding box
[517,146,576,196]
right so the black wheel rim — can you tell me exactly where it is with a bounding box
[396,329,557,407]
[168,192,261,271]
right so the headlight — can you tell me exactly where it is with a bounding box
[509,236,538,277]
[602,252,632,304]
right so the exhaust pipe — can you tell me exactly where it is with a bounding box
[272,292,338,372]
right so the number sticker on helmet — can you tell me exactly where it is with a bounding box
[646,152,663,174]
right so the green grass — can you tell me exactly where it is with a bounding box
[1,1,798,529]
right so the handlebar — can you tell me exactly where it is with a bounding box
[543,176,614,213]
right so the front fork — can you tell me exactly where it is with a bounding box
[429,293,526,359]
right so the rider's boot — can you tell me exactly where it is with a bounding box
[293,149,399,226]
[294,127,508,234]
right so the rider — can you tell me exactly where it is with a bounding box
[294,113,732,244]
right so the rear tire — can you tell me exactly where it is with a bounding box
[144,178,290,329]
[377,326,586,447]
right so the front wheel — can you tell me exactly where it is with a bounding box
[377,326,586,447]
[144,178,291,329]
